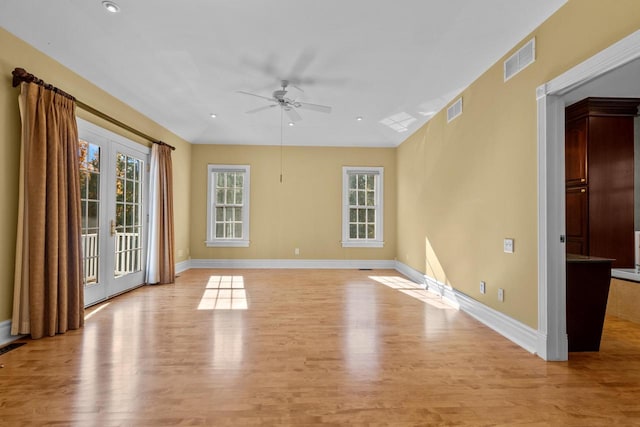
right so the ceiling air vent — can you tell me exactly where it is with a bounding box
[504,38,535,81]
[447,98,463,123]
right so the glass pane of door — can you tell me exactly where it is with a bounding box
[114,152,144,278]
[80,139,101,285]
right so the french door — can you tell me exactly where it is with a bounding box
[78,118,150,306]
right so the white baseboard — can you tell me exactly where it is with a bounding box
[0,319,22,346]
[423,273,538,354]
[394,261,427,287]
[188,258,397,270]
[424,275,461,309]
[175,259,191,274]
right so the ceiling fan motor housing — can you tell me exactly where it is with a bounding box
[273,89,287,100]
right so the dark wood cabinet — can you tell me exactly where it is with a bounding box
[565,97,640,268]
[566,254,613,352]
[565,117,588,187]
[566,186,588,255]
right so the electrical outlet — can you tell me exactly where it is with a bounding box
[480,281,486,294]
[498,288,504,302]
[294,248,300,256]
[504,238,514,253]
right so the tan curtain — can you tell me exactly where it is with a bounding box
[11,82,84,339]
[146,143,175,284]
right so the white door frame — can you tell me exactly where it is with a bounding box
[536,29,640,360]
[78,118,150,306]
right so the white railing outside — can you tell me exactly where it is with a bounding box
[81,233,99,283]
[114,232,141,276]
[82,232,141,281]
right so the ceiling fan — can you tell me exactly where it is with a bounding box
[237,80,332,123]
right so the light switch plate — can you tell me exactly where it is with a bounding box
[504,238,514,254]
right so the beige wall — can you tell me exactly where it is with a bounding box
[396,0,640,328]
[0,28,192,323]
[190,144,396,261]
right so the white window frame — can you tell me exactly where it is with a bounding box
[341,166,384,248]
[206,164,250,247]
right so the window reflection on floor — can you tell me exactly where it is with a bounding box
[369,276,454,310]
[84,302,110,320]
[198,275,248,310]
[344,285,379,380]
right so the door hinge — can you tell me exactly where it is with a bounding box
[560,235,566,243]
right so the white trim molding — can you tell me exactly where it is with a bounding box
[0,320,22,346]
[536,29,640,361]
[341,166,384,248]
[394,261,427,287]
[189,259,396,270]
[423,272,538,354]
[456,290,538,354]
[206,164,251,248]
[175,259,191,275]
[424,274,460,309]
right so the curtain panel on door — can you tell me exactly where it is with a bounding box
[11,82,84,339]
[146,143,175,284]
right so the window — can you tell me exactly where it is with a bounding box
[342,166,384,248]
[206,165,250,247]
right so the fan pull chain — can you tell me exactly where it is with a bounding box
[280,107,283,183]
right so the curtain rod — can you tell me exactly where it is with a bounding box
[11,67,176,151]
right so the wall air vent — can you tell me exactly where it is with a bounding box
[504,38,535,81]
[447,97,463,123]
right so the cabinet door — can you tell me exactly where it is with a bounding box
[587,115,635,268]
[566,186,588,255]
[565,118,588,187]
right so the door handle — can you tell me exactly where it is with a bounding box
[110,219,116,236]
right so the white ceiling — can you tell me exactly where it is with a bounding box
[563,57,640,106]
[0,0,567,147]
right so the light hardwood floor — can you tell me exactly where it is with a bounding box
[2,268,640,426]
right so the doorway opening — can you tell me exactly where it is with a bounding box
[537,30,640,361]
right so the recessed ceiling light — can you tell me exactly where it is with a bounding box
[356,116,363,121]
[288,122,295,127]
[210,113,217,118]
[102,1,120,13]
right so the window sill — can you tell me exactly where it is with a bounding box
[205,239,250,248]
[341,240,384,248]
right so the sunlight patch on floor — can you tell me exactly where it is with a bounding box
[369,276,454,310]
[198,275,248,310]
[84,302,110,320]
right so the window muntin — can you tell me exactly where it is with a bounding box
[206,165,250,247]
[342,167,383,248]
[79,139,101,285]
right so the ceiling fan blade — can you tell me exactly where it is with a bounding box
[285,107,302,122]
[245,104,277,114]
[297,102,332,114]
[236,90,275,102]
[288,50,315,80]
